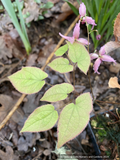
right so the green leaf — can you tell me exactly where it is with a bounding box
[48,58,73,73]
[64,0,79,16]
[41,83,74,102]
[8,67,48,94]
[44,2,53,9]
[55,44,68,56]
[21,104,58,132]
[67,41,90,74]
[57,93,93,148]
[34,0,41,4]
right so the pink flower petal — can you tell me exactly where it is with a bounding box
[99,45,105,55]
[93,58,101,74]
[83,16,97,30]
[101,55,116,63]
[59,33,75,44]
[90,53,98,60]
[77,38,90,45]
[73,21,80,39]
[79,3,86,17]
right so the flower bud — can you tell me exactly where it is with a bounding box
[79,3,86,17]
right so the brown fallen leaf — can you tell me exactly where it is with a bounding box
[109,62,120,73]
[0,94,24,124]
[56,1,79,23]
[108,77,120,89]
[0,146,19,160]
[100,145,108,152]
[105,13,120,53]
[22,0,40,24]
[0,34,24,60]
[105,41,120,54]
[26,54,38,66]
[0,12,12,32]
[43,149,52,156]
[48,0,60,4]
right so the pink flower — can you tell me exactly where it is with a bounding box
[59,20,89,45]
[96,34,101,40]
[90,45,116,74]
[79,3,86,17]
[83,16,97,30]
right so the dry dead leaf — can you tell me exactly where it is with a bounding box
[41,141,50,149]
[43,149,52,156]
[22,0,40,24]
[105,13,120,53]
[0,146,19,160]
[56,1,79,23]
[37,40,56,66]
[61,2,78,12]
[109,62,120,73]
[0,12,12,32]
[0,34,23,60]
[114,13,120,42]
[0,94,24,124]
[17,132,40,152]
[100,145,108,151]
[48,0,60,4]
[26,54,38,66]
[105,41,120,54]
[108,77,120,89]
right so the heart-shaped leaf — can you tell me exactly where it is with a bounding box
[55,44,68,56]
[57,93,93,148]
[67,41,90,74]
[8,67,48,94]
[21,104,58,132]
[41,83,74,102]
[48,58,73,73]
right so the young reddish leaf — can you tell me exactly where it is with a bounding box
[48,57,73,73]
[57,93,93,148]
[8,67,48,94]
[54,44,68,56]
[21,104,58,132]
[41,83,74,102]
[67,41,90,74]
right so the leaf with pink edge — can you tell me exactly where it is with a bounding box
[21,104,58,132]
[55,44,68,56]
[8,67,48,94]
[67,41,90,74]
[48,57,73,73]
[57,92,93,148]
[41,83,74,102]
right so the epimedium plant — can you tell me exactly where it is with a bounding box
[8,3,116,149]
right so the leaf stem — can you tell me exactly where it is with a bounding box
[86,23,94,101]
[64,73,71,84]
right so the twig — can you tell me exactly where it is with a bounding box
[96,100,120,105]
[64,73,71,84]
[0,15,80,130]
[0,94,26,129]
